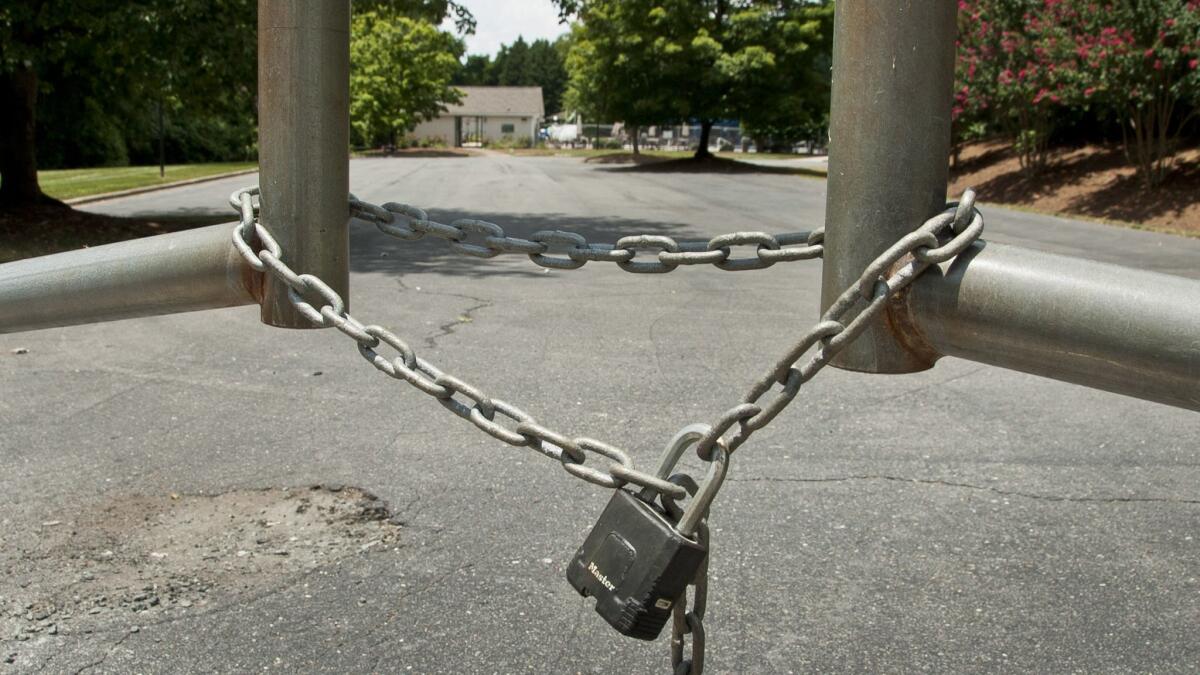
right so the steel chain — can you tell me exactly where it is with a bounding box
[230,185,983,675]
[230,185,982,495]
[691,189,984,462]
[662,474,709,675]
[346,195,824,273]
[229,187,689,501]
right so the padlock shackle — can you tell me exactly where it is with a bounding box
[644,423,730,538]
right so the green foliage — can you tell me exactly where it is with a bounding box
[456,55,494,84]
[956,0,1200,183]
[957,0,1090,171]
[350,9,465,148]
[496,37,532,85]
[564,0,697,131]
[0,0,471,176]
[1076,0,1200,185]
[561,0,833,155]
[354,0,477,33]
[453,37,569,115]
[732,2,834,148]
[395,135,448,149]
[486,134,535,149]
[1,0,257,173]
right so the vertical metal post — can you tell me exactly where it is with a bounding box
[258,0,350,328]
[821,1,958,373]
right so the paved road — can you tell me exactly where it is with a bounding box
[3,155,1199,673]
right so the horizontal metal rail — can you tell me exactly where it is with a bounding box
[904,241,1200,412]
[0,217,1196,415]
[0,223,261,334]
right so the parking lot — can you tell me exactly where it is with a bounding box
[3,153,1199,673]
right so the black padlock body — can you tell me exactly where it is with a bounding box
[566,489,707,641]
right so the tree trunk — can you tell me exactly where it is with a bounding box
[0,66,50,208]
[695,120,714,159]
[630,124,639,155]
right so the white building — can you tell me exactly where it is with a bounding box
[409,86,544,147]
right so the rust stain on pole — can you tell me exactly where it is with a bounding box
[821,0,959,373]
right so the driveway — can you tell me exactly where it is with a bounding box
[2,154,1198,673]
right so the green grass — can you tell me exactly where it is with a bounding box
[39,162,257,200]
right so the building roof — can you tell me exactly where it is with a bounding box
[444,86,544,117]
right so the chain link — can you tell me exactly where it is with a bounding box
[661,473,708,675]
[346,195,824,273]
[691,189,984,461]
[230,187,689,501]
[231,185,983,675]
[231,185,982,495]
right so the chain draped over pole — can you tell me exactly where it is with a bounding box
[230,186,984,500]
[346,197,825,273]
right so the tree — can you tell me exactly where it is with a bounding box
[356,0,476,33]
[495,37,532,85]
[350,9,465,148]
[956,0,1199,184]
[1078,0,1200,186]
[730,1,834,152]
[454,54,496,85]
[2,3,145,206]
[0,0,470,210]
[0,1,256,209]
[560,0,833,159]
[564,0,691,153]
[956,0,1090,172]
[452,36,569,116]
[528,38,570,115]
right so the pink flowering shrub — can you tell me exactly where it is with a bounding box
[1078,0,1200,185]
[956,0,1200,184]
[956,0,1086,171]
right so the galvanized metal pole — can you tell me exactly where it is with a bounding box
[0,224,261,334]
[258,0,350,328]
[821,0,959,373]
[907,242,1200,412]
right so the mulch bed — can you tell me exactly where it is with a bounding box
[950,141,1200,236]
[0,203,225,263]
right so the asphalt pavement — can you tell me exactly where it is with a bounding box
[2,154,1199,673]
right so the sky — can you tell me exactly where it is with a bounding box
[442,0,569,57]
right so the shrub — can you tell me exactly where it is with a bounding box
[957,0,1200,184]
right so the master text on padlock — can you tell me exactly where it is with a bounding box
[588,561,617,591]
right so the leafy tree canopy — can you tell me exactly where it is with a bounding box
[0,0,471,208]
[559,0,832,157]
[1,1,258,205]
[350,7,465,147]
[453,36,570,116]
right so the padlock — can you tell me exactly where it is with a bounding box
[566,424,729,641]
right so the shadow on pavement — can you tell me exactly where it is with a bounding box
[601,155,826,177]
[348,209,711,280]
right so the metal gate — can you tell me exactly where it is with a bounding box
[0,1,1197,672]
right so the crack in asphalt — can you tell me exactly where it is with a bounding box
[421,292,492,350]
[393,487,424,526]
[387,271,494,351]
[727,474,1200,505]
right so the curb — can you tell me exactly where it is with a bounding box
[65,168,259,206]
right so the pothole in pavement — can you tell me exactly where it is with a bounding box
[1,486,403,663]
